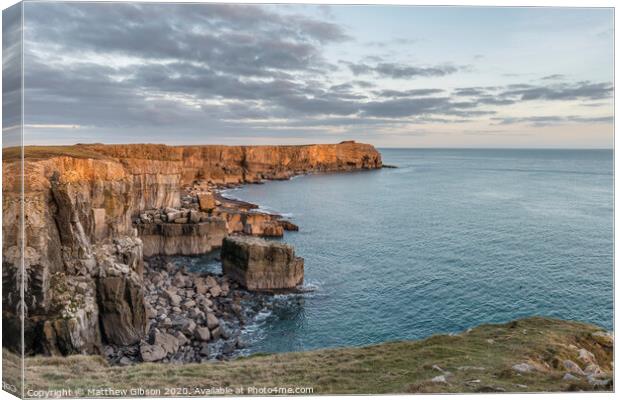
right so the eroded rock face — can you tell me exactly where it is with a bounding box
[221,236,304,291]
[2,141,380,357]
[137,217,228,257]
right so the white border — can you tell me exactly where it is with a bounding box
[0,1,616,400]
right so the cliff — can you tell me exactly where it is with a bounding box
[2,141,382,357]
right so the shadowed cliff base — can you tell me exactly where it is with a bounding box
[9,317,613,395]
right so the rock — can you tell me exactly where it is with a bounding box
[198,193,216,211]
[210,284,222,297]
[189,210,201,223]
[279,220,299,231]
[562,373,579,381]
[221,236,304,291]
[165,208,183,221]
[222,341,236,354]
[141,343,166,362]
[563,360,585,376]
[97,273,146,346]
[587,376,611,387]
[165,290,182,307]
[173,273,186,287]
[175,332,189,346]
[431,375,448,384]
[154,331,179,355]
[195,327,211,342]
[591,331,613,348]
[174,217,189,224]
[512,363,535,373]
[583,363,604,377]
[205,276,218,288]
[195,280,208,295]
[211,326,222,340]
[206,313,220,330]
[199,343,209,357]
[119,356,132,366]
[578,348,596,365]
[181,319,197,336]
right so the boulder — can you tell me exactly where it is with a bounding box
[578,348,596,365]
[189,210,201,223]
[563,359,585,376]
[221,236,304,291]
[591,331,613,348]
[165,208,183,221]
[206,313,220,330]
[512,363,535,374]
[154,331,179,355]
[198,193,216,211]
[140,343,166,362]
[196,327,211,342]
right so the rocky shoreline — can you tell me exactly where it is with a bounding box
[104,256,272,365]
[107,184,307,365]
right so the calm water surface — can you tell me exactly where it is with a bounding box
[197,149,613,354]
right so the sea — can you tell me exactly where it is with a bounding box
[186,149,614,355]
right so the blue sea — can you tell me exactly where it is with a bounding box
[203,149,614,354]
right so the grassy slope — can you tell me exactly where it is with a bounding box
[13,317,613,395]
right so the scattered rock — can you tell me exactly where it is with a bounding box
[562,373,579,381]
[578,348,596,365]
[512,363,535,373]
[563,360,585,376]
[591,331,613,348]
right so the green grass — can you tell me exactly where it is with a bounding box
[10,317,613,396]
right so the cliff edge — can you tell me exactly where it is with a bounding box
[1,141,382,357]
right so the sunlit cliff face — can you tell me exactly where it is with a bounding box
[3,3,613,147]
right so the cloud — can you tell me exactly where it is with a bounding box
[373,89,445,98]
[492,115,613,126]
[343,61,462,78]
[499,81,612,101]
[541,74,565,80]
[13,2,614,145]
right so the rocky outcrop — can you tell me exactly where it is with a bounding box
[136,208,228,257]
[2,141,380,357]
[221,236,304,291]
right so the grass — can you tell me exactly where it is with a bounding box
[2,145,111,162]
[7,316,612,396]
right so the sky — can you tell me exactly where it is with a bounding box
[2,2,614,148]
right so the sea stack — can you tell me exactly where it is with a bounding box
[221,236,304,291]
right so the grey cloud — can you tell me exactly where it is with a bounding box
[492,115,613,127]
[374,89,444,98]
[343,61,462,79]
[15,2,614,143]
[541,74,565,80]
[500,81,612,101]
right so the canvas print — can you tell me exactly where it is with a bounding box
[1,1,614,398]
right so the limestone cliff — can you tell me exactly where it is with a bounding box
[2,141,382,356]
